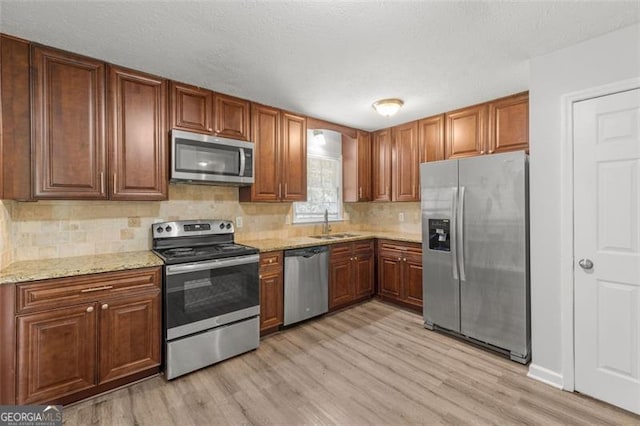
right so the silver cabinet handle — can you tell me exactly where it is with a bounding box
[101,303,109,310]
[278,183,282,199]
[80,285,113,293]
[100,172,104,194]
[86,306,94,313]
[578,259,594,270]
[359,187,362,199]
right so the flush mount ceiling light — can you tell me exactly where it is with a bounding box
[372,98,404,117]
[312,129,327,146]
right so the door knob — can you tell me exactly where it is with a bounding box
[578,259,594,270]
[101,303,109,310]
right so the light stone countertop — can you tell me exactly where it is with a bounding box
[0,233,421,284]
[238,231,422,253]
[0,251,164,285]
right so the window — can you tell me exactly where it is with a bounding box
[293,129,343,223]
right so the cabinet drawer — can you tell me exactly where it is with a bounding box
[17,267,161,314]
[260,251,283,270]
[353,240,373,254]
[378,239,422,255]
[330,243,352,259]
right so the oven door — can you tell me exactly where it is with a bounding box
[164,254,259,340]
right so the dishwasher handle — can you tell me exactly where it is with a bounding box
[285,246,328,258]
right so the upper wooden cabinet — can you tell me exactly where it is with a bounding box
[418,114,445,163]
[169,81,250,140]
[280,112,307,201]
[1,35,31,200]
[343,130,372,202]
[239,104,306,202]
[488,92,529,154]
[445,104,489,159]
[32,45,107,199]
[445,92,528,160]
[372,128,392,202]
[214,93,251,141]
[108,65,167,201]
[170,81,214,134]
[392,121,419,201]
[30,46,167,201]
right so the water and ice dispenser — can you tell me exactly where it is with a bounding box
[428,219,450,252]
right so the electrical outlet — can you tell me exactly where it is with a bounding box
[235,216,243,228]
[399,212,405,222]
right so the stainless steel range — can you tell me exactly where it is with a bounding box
[152,220,259,379]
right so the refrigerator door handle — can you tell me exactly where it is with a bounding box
[451,187,459,280]
[458,186,466,282]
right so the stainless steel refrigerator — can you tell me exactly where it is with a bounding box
[420,151,530,363]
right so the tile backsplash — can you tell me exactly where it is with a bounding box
[1,185,422,266]
[0,200,13,269]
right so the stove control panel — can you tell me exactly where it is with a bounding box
[152,220,234,239]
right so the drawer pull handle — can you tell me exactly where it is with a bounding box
[86,306,94,313]
[80,285,114,293]
[101,303,109,310]
[269,259,273,263]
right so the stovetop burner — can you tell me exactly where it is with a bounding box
[151,220,258,265]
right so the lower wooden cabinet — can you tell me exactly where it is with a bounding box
[259,251,284,335]
[16,304,97,405]
[14,267,161,405]
[377,240,423,311]
[329,240,374,310]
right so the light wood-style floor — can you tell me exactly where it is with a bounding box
[64,300,639,425]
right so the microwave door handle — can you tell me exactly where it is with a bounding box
[166,254,259,276]
[239,148,246,177]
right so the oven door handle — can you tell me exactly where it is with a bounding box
[165,254,259,275]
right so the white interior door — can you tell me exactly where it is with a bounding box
[574,88,640,414]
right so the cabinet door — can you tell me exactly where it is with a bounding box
[419,114,445,163]
[378,254,401,299]
[98,292,161,384]
[281,112,307,201]
[329,257,353,310]
[109,66,167,201]
[445,104,488,159]
[17,304,97,404]
[488,92,529,154]
[403,255,423,309]
[240,104,280,202]
[214,93,250,141]
[260,269,284,333]
[32,46,107,199]
[372,129,392,201]
[1,35,32,200]
[392,121,419,201]
[170,81,213,134]
[357,131,372,201]
[354,253,374,299]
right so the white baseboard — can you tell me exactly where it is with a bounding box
[527,364,564,389]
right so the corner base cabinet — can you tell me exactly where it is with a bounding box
[377,240,423,311]
[329,240,374,310]
[14,267,161,405]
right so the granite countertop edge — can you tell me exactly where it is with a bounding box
[0,251,164,285]
[238,231,422,253]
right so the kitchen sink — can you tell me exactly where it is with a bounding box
[309,233,360,240]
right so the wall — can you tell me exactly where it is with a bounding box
[0,200,12,269]
[345,202,421,234]
[528,23,640,385]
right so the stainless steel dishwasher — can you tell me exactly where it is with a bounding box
[284,245,329,326]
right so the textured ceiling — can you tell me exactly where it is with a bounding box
[1,1,639,131]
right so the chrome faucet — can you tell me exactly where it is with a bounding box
[323,208,331,236]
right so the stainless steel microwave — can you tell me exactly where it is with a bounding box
[170,129,254,186]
